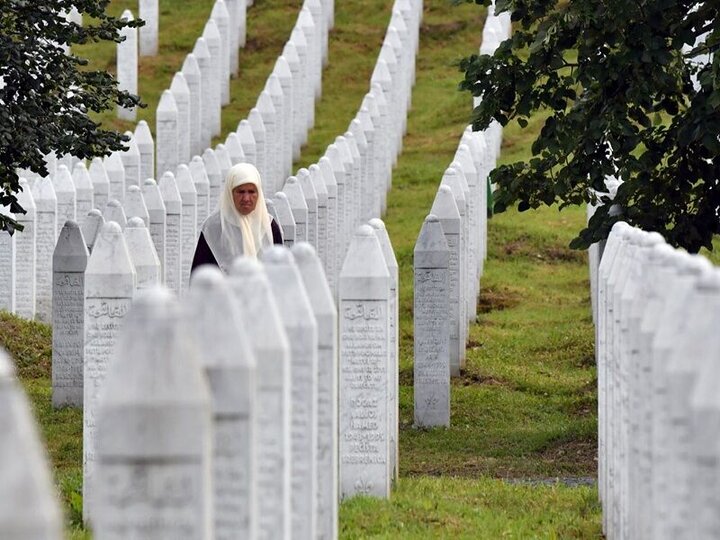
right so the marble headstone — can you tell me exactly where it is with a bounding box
[31,177,57,322]
[0,348,63,539]
[292,243,338,540]
[15,180,36,319]
[413,215,450,427]
[93,287,212,538]
[158,172,183,294]
[117,10,137,120]
[124,217,161,289]
[262,246,318,540]
[338,225,391,499]
[82,221,136,519]
[229,258,291,540]
[156,90,179,177]
[88,158,110,211]
[52,220,88,409]
[188,266,257,539]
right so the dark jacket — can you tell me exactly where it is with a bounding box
[191,218,283,272]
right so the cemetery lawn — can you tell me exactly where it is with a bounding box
[2,0,599,537]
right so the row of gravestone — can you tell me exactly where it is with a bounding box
[281,0,422,483]
[595,222,720,540]
[411,5,511,428]
[137,0,332,193]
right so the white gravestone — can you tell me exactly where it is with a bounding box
[339,225,391,499]
[93,287,212,539]
[324,144,347,280]
[248,109,267,187]
[176,165,198,293]
[0,211,15,313]
[369,218,399,481]
[334,136,355,236]
[170,72,191,165]
[344,133,362,226]
[266,75,287,180]
[225,0,240,75]
[290,28,311,135]
[225,132,246,166]
[72,162,94,219]
[158,172,183,295]
[139,0,158,56]
[117,10,137,121]
[214,144,233,196]
[689,271,720,538]
[31,177,57,322]
[0,348,63,539]
[262,246,318,540]
[317,158,337,293]
[349,119,369,221]
[53,165,77,229]
[124,185,149,226]
[52,220,88,409]
[304,0,326,82]
[430,185,462,377]
[229,258,291,540]
[291,243,338,540]
[15,180,36,319]
[89,157,110,211]
[202,148,223,213]
[103,199,127,229]
[156,90,179,178]
[211,0,231,106]
[257,93,277,191]
[236,119,257,166]
[281,42,303,159]
[188,266,257,539]
[441,167,468,368]
[121,132,141,189]
[309,164,328,272]
[124,218,161,290]
[297,168,318,248]
[190,156,211,228]
[192,38,213,150]
[104,152,125,204]
[357,109,378,218]
[182,54,203,157]
[275,57,294,176]
[202,20,222,137]
[273,192,296,248]
[413,215,450,427]
[81,209,104,254]
[82,221,136,521]
[142,179,167,283]
[283,177,308,243]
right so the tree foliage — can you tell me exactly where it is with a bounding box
[0,0,142,232]
[459,0,719,252]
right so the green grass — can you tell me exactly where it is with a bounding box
[1,0,602,536]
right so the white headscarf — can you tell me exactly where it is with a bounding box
[201,163,273,271]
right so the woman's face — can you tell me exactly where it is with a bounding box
[232,182,259,215]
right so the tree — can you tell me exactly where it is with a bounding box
[459,0,719,252]
[0,0,142,232]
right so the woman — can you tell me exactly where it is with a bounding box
[191,163,282,273]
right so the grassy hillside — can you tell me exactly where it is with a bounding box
[3,0,602,537]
